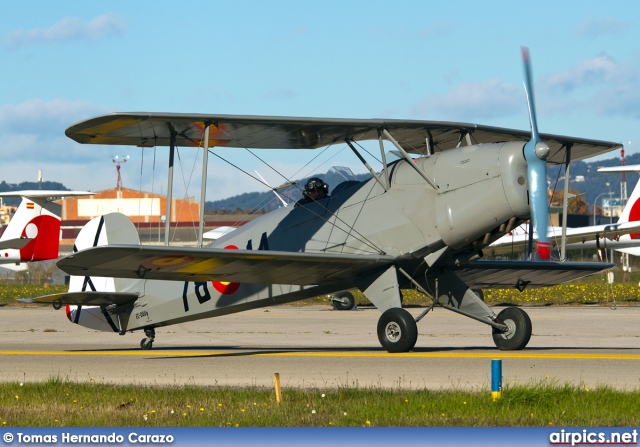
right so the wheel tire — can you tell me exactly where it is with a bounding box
[140,338,153,350]
[492,307,532,350]
[333,291,355,311]
[377,308,418,353]
[472,289,484,302]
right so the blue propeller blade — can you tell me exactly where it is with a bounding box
[521,47,551,260]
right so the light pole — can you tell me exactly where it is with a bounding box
[593,192,609,225]
[112,155,129,213]
[592,182,611,225]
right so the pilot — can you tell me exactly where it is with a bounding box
[295,177,329,207]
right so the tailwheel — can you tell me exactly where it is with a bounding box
[333,291,356,311]
[377,308,418,353]
[492,307,532,350]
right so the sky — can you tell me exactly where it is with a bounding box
[2,1,640,203]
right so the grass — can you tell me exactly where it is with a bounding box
[1,378,639,427]
[1,270,639,308]
[0,284,67,307]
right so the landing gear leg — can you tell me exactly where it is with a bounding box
[140,328,155,350]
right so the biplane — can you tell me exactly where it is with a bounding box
[28,49,620,352]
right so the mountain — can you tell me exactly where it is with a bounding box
[548,151,638,212]
[205,169,373,214]
[206,153,636,214]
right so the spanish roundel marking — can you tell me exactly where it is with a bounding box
[629,198,640,240]
[212,245,240,294]
[141,255,195,269]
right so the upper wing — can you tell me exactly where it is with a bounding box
[57,245,395,285]
[454,260,613,289]
[485,221,640,256]
[65,113,621,164]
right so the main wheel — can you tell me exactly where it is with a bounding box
[492,307,532,350]
[333,291,355,310]
[140,338,153,350]
[377,308,418,353]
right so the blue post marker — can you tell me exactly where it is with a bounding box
[491,359,502,401]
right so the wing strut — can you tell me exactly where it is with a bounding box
[345,139,388,191]
[381,129,438,190]
[198,123,212,247]
[560,144,572,261]
[164,127,176,246]
[377,129,391,188]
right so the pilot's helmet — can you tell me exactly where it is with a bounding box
[304,177,329,196]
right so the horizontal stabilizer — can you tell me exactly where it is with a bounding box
[454,260,613,290]
[0,263,27,272]
[0,237,32,250]
[19,291,138,306]
[0,190,94,198]
[597,164,640,173]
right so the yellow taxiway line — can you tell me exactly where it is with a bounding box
[1,351,640,360]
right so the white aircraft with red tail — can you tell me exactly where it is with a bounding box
[0,191,93,271]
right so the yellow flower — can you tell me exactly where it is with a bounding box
[182,412,187,417]
[241,409,245,413]
[218,403,223,407]
[365,420,371,426]
[200,408,205,412]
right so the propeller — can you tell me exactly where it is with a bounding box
[521,47,551,260]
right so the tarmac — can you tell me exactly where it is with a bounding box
[1,304,640,390]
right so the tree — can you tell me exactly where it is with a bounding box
[549,189,590,215]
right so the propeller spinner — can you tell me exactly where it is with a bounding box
[522,47,551,260]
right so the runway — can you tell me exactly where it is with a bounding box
[2,304,640,390]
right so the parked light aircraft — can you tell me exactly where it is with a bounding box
[0,190,93,271]
[486,174,640,259]
[27,49,622,352]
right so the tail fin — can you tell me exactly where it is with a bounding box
[66,213,140,332]
[616,178,640,225]
[0,190,94,264]
[0,196,60,263]
[598,165,640,239]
